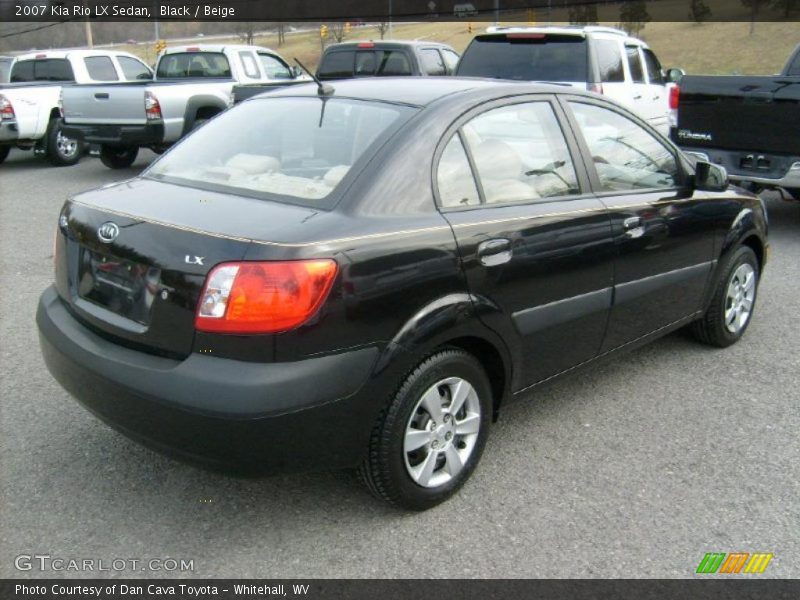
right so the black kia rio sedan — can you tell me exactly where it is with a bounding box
[37,78,768,510]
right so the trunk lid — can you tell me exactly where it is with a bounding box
[62,82,149,125]
[55,178,327,358]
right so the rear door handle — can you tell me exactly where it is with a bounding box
[94,93,109,99]
[623,216,642,229]
[477,238,512,267]
[633,94,643,100]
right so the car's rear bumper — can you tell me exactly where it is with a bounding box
[36,286,380,474]
[61,122,165,147]
[679,147,800,190]
[0,120,19,143]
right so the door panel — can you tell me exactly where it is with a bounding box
[565,99,716,351]
[436,98,615,389]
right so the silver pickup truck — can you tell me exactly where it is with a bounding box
[61,44,309,168]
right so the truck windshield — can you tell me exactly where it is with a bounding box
[457,34,588,82]
[145,97,416,208]
[10,59,74,82]
[156,52,232,78]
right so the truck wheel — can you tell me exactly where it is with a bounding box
[0,146,9,164]
[45,118,83,166]
[690,246,759,348]
[99,145,139,169]
[359,349,492,511]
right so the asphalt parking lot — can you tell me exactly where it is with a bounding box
[1,147,798,579]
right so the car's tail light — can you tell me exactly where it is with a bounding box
[669,84,680,110]
[0,95,16,120]
[357,42,375,48]
[587,82,603,95]
[144,91,162,120]
[195,260,338,334]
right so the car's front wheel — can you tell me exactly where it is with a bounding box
[99,145,139,169]
[690,245,760,347]
[0,145,9,164]
[359,349,492,510]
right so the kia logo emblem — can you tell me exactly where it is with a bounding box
[97,222,119,243]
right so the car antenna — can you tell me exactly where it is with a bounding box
[294,58,334,97]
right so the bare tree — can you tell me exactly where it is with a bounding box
[689,0,712,23]
[330,23,346,43]
[741,0,771,34]
[569,4,599,25]
[237,21,256,46]
[772,0,799,17]
[619,1,651,37]
[277,22,286,46]
[377,22,389,40]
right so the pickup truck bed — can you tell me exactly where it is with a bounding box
[672,45,800,197]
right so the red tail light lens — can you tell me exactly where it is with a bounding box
[669,84,680,110]
[357,42,375,48]
[195,260,338,334]
[144,91,162,120]
[0,94,15,120]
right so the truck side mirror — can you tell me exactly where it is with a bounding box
[694,160,728,192]
[665,67,685,83]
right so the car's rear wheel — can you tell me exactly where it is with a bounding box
[0,145,9,164]
[359,349,492,510]
[45,118,83,166]
[99,145,139,169]
[690,246,759,347]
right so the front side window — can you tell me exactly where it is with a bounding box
[454,102,580,205]
[625,46,645,84]
[84,56,119,81]
[118,56,152,80]
[146,98,415,207]
[156,52,231,78]
[437,134,480,208]
[420,49,446,76]
[317,50,354,79]
[569,102,679,192]
[258,53,292,79]
[595,39,625,83]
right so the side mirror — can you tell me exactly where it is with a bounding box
[665,67,685,83]
[292,66,303,78]
[694,160,728,192]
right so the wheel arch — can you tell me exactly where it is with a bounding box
[181,96,228,136]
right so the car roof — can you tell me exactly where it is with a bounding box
[323,40,454,50]
[259,77,588,107]
[163,44,280,55]
[484,25,629,37]
[13,49,139,61]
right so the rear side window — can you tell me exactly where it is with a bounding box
[625,46,645,84]
[786,51,800,76]
[259,53,292,79]
[642,49,664,84]
[454,102,580,205]
[569,102,678,192]
[239,51,261,79]
[442,49,460,73]
[437,134,480,207]
[594,39,625,83]
[420,49,446,76]
[10,59,74,82]
[118,56,152,80]
[84,56,119,81]
[156,52,232,78]
[457,35,588,82]
[376,50,412,76]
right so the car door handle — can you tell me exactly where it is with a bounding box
[477,238,512,267]
[94,93,109,100]
[633,94,643,100]
[623,216,644,238]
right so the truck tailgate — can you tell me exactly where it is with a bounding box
[62,83,148,125]
[676,75,800,155]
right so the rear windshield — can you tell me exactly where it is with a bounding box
[156,52,232,78]
[456,34,588,82]
[10,58,74,82]
[0,58,12,83]
[145,97,416,208]
[318,49,413,80]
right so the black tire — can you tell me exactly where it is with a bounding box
[690,246,759,348]
[359,348,493,511]
[99,145,139,169]
[0,145,9,164]
[45,118,83,166]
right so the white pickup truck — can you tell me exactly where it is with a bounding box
[0,50,153,166]
[61,44,310,169]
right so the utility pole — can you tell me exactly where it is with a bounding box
[83,2,93,47]
[154,1,160,41]
[388,0,393,39]
[494,0,499,26]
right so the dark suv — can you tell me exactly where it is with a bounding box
[38,78,767,511]
[317,40,459,80]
